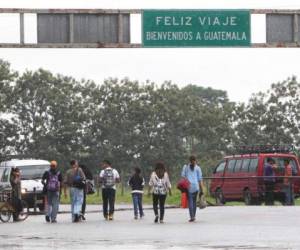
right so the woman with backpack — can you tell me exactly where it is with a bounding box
[128,167,145,219]
[42,160,63,223]
[148,162,172,223]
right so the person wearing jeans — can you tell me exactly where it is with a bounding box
[187,191,198,220]
[42,160,63,223]
[149,162,172,223]
[47,191,60,222]
[70,186,84,221]
[64,160,86,222]
[181,155,205,222]
[132,193,144,218]
[128,167,145,219]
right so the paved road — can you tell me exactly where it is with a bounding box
[1,206,300,250]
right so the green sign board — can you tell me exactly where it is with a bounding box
[142,10,251,47]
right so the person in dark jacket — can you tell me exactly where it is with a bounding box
[10,168,21,222]
[128,167,145,219]
[264,158,276,205]
[79,164,93,220]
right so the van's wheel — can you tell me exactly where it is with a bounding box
[243,189,252,205]
[215,188,225,205]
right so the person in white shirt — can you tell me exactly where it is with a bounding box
[99,160,120,220]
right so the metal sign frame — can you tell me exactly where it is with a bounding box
[0,8,299,48]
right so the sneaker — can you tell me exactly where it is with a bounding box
[154,215,159,223]
[45,215,50,223]
[189,218,195,222]
[51,220,57,223]
[81,215,86,221]
[134,215,138,220]
[108,214,113,221]
[160,220,164,223]
[104,215,108,220]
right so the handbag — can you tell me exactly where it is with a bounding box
[177,165,190,192]
[198,194,207,209]
[86,180,95,195]
[177,178,190,192]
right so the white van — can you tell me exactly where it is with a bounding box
[0,159,50,211]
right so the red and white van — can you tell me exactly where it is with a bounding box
[210,148,300,205]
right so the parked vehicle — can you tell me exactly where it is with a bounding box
[0,159,50,211]
[210,145,300,205]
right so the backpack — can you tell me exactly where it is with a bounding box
[103,168,115,188]
[153,176,166,195]
[47,171,60,192]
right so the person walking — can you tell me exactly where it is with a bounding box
[283,159,294,205]
[99,160,120,220]
[79,164,93,220]
[10,168,22,222]
[148,162,172,223]
[63,160,86,222]
[42,160,63,223]
[264,158,276,206]
[181,155,205,222]
[128,167,145,219]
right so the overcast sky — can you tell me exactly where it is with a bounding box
[0,0,300,103]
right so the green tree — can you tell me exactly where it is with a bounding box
[9,69,87,169]
[180,85,236,175]
[234,76,300,146]
[0,59,18,158]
